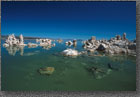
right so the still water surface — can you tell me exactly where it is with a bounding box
[1,39,136,91]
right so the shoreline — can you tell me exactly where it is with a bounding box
[1,35,136,41]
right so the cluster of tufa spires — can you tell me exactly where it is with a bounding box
[82,33,136,55]
[3,34,26,47]
[3,33,136,56]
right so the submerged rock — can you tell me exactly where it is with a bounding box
[107,63,119,71]
[86,66,107,79]
[38,67,55,75]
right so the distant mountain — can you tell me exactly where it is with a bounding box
[1,35,48,40]
[1,35,83,41]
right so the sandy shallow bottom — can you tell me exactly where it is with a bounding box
[1,40,136,91]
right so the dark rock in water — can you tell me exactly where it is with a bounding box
[87,66,105,73]
[108,63,113,69]
[107,63,119,71]
[97,44,107,51]
[86,66,107,79]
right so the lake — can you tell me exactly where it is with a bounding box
[1,39,136,91]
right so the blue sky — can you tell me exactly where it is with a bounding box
[1,1,136,40]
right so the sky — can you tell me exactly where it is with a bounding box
[1,1,136,40]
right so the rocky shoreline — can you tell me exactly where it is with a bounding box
[3,33,136,56]
[82,33,136,55]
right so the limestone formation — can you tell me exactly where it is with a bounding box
[65,41,73,46]
[62,49,79,56]
[3,34,27,47]
[36,39,52,47]
[28,43,38,48]
[57,39,63,43]
[82,33,136,55]
[73,39,77,47]
[66,39,77,47]
[52,43,56,47]
[116,35,121,40]
[122,33,127,40]
[3,33,136,56]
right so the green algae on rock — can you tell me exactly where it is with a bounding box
[38,67,55,75]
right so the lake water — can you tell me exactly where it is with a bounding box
[1,39,136,91]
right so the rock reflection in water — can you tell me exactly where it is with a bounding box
[5,46,24,56]
[42,45,52,50]
[5,46,41,56]
[42,43,56,50]
[23,52,38,56]
[23,50,40,56]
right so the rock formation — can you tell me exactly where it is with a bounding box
[18,34,26,46]
[82,33,136,55]
[52,43,56,47]
[82,36,99,52]
[65,40,77,47]
[122,33,127,40]
[65,41,73,46]
[3,33,136,56]
[62,49,79,56]
[3,34,27,47]
[36,38,52,46]
[57,39,63,43]
[73,39,77,47]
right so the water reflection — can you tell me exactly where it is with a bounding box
[5,46,24,56]
[23,52,39,56]
[3,42,56,56]
[4,46,41,56]
[42,45,52,50]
